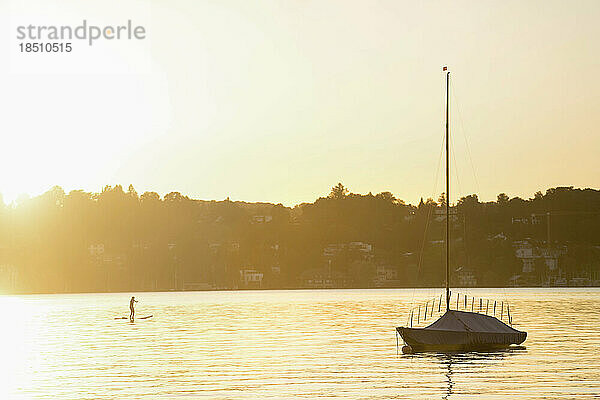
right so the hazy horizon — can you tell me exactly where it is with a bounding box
[2,0,599,206]
[2,182,599,209]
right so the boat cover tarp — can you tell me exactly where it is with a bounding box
[397,310,527,349]
[424,310,519,333]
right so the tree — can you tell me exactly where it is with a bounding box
[497,193,509,205]
[457,194,479,208]
[141,191,161,202]
[375,191,397,203]
[164,192,187,202]
[425,197,437,207]
[328,183,348,200]
[127,184,139,200]
[438,192,447,207]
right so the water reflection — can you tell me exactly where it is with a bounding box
[0,289,598,399]
[442,355,453,399]
[403,347,528,399]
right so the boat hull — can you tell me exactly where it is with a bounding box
[397,326,527,353]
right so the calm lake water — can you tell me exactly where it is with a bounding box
[1,288,599,399]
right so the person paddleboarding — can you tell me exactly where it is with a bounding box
[129,296,138,321]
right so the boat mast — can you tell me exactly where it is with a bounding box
[445,67,450,311]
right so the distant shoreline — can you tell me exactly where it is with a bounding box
[4,285,599,296]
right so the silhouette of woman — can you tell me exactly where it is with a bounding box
[129,296,138,321]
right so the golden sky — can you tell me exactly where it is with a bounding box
[1,0,599,205]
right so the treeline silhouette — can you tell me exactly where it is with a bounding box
[0,184,599,293]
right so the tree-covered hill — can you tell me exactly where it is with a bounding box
[0,184,598,293]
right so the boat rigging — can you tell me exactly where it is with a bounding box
[396,67,527,353]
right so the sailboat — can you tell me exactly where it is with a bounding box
[396,67,527,353]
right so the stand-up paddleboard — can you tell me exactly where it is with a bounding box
[114,315,153,320]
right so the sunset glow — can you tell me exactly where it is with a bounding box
[2,0,598,205]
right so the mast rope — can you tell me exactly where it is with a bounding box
[450,80,481,196]
[408,126,446,313]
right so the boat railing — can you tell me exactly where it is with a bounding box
[406,291,514,328]
[406,294,446,328]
